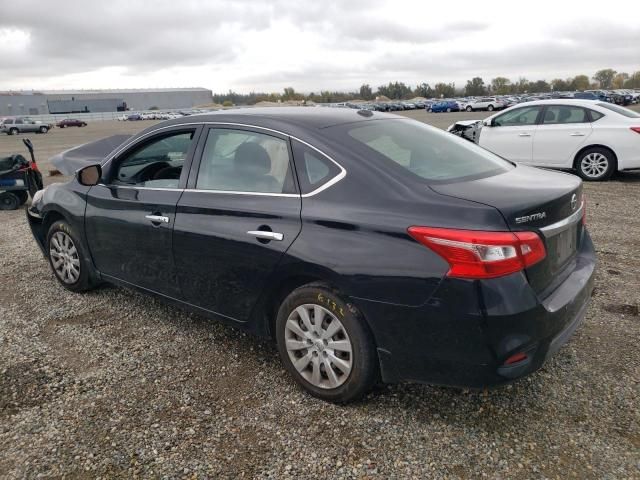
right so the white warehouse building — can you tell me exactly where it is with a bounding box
[0,88,214,117]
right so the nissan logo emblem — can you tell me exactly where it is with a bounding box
[571,194,577,211]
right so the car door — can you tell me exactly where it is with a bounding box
[14,118,25,132]
[479,105,542,164]
[173,126,302,321]
[531,105,593,166]
[22,119,37,133]
[84,125,202,297]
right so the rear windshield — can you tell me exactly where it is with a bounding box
[596,103,640,118]
[342,119,513,183]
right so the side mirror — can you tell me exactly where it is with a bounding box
[76,164,102,186]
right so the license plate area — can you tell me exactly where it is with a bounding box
[550,225,578,269]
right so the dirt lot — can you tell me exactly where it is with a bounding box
[0,112,639,478]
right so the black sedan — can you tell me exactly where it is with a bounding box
[27,108,595,403]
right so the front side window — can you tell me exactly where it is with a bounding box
[112,130,194,188]
[542,106,589,124]
[196,128,294,194]
[342,119,512,183]
[493,106,541,126]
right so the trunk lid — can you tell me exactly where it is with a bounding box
[430,165,584,295]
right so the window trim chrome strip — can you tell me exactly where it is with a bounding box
[539,203,583,238]
[100,121,346,198]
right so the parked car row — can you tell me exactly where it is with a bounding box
[118,109,214,121]
[331,89,640,115]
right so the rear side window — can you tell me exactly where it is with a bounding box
[588,110,604,122]
[291,140,342,194]
[342,119,512,183]
[196,128,295,194]
[595,102,640,118]
[542,106,589,124]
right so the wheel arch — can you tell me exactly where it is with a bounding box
[251,264,359,341]
[42,209,70,242]
[573,144,618,172]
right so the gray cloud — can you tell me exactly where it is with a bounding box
[0,1,638,91]
[0,0,270,77]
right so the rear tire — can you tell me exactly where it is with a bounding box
[39,126,48,133]
[0,192,20,210]
[575,147,615,181]
[276,283,378,403]
[46,220,97,292]
[9,128,18,135]
[487,104,494,111]
[466,106,472,112]
[446,108,451,113]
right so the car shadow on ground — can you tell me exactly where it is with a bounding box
[614,171,640,183]
[103,284,566,424]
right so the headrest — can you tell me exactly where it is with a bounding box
[234,143,271,175]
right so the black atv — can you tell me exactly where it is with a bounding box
[0,139,44,210]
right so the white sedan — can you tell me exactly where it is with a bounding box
[478,99,640,180]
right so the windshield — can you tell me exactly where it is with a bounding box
[596,102,640,118]
[342,119,513,183]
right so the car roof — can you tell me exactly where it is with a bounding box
[509,99,602,108]
[158,107,403,131]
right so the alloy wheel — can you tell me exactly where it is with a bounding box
[580,152,609,178]
[284,304,353,389]
[49,231,81,284]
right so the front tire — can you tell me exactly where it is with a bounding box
[9,128,18,135]
[276,284,378,403]
[576,147,615,181]
[39,126,48,133]
[46,220,96,292]
[487,104,494,111]
[466,106,472,112]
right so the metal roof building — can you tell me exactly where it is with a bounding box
[0,88,213,116]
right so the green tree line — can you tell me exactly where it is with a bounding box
[211,69,640,106]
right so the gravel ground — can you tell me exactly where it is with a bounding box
[0,112,639,479]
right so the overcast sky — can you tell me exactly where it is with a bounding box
[1,0,639,93]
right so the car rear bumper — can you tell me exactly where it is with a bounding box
[353,229,596,388]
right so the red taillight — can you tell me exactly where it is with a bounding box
[631,127,640,134]
[407,226,546,279]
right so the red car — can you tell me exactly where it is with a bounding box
[56,118,87,128]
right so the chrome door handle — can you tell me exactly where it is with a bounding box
[518,133,531,137]
[569,132,585,136]
[145,214,170,223]
[247,230,284,241]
